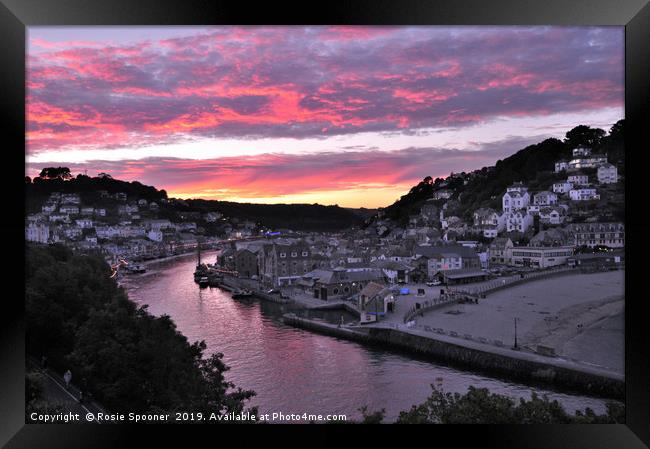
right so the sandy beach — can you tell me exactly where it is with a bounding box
[414,270,624,374]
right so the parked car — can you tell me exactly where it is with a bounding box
[426,280,442,286]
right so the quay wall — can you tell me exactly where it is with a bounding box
[282,315,624,400]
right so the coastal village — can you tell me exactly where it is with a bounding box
[25,142,625,395]
[26,143,624,293]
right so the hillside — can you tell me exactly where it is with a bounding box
[369,121,624,226]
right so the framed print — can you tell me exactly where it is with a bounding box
[2,0,649,447]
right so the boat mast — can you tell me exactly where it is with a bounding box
[197,240,202,265]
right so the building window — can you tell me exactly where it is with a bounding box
[302,251,308,257]
[291,252,297,257]
[333,288,339,295]
[280,252,286,258]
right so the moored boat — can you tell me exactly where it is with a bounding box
[198,276,209,288]
[232,288,253,299]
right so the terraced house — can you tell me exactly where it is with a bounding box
[567,222,625,248]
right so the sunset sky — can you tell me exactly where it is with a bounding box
[26,26,624,208]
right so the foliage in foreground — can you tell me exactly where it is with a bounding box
[26,243,256,417]
[357,385,624,424]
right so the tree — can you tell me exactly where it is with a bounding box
[564,125,606,149]
[608,119,624,141]
[38,167,72,180]
[97,173,113,179]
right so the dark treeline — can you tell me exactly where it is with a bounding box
[26,243,255,417]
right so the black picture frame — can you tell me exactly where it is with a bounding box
[2,0,649,447]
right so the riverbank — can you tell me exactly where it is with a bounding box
[282,314,624,400]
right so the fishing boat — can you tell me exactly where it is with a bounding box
[232,288,253,299]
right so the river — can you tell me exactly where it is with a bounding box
[120,251,613,422]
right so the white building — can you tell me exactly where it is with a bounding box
[572,146,592,157]
[75,218,93,229]
[569,187,600,201]
[552,181,573,194]
[533,191,558,206]
[568,174,589,186]
[80,207,94,216]
[568,155,608,170]
[41,203,57,214]
[509,246,575,268]
[59,205,79,215]
[505,210,534,233]
[61,193,81,205]
[502,190,530,213]
[554,160,569,173]
[597,163,618,184]
[25,223,50,243]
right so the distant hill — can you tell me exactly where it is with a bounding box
[25,174,362,231]
[184,199,362,231]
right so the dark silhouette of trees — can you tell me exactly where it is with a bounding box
[564,125,606,149]
[39,167,72,180]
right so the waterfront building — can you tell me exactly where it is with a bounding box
[358,282,394,323]
[508,246,575,268]
[299,268,384,301]
[259,241,315,287]
[488,237,513,265]
[234,248,259,278]
[435,268,490,285]
[567,251,624,268]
